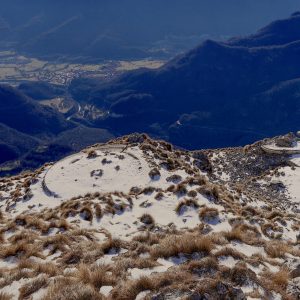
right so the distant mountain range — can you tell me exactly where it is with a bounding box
[1,12,300,175]
[0,0,299,61]
[69,12,300,149]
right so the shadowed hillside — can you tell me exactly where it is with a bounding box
[69,13,300,149]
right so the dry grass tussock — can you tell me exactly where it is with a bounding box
[17,259,60,277]
[140,213,155,225]
[34,262,60,277]
[94,203,103,219]
[100,238,122,254]
[113,257,159,275]
[80,206,93,222]
[0,240,44,260]
[76,263,115,289]
[182,256,219,274]
[86,149,98,159]
[111,270,193,300]
[199,206,219,221]
[0,293,13,300]
[42,277,103,300]
[150,234,214,259]
[223,223,261,244]
[133,232,160,245]
[175,198,199,215]
[19,275,48,300]
[173,183,188,196]
[264,241,290,258]
[214,247,246,260]
[260,268,290,295]
[197,184,221,202]
[154,191,164,200]
[149,168,161,179]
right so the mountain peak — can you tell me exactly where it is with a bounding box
[229,12,300,47]
[291,11,300,17]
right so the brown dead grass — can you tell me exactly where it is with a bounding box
[150,234,214,259]
[214,247,245,260]
[175,199,199,215]
[42,277,103,300]
[154,191,164,200]
[101,238,122,254]
[264,241,290,258]
[60,248,83,265]
[133,232,160,245]
[76,263,115,289]
[80,206,93,222]
[0,292,12,300]
[199,206,219,221]
[183,257,219,275]
[174,183,188,196]
[111,270,193,300]
[149,168,161,179]
[19,275,48,300]
[87,149,98,159]
[223,226,244,242]
[114,258,159,274]
[187,190,198,198]
[34,262,60,277]
[0,240,43,260]
[260,268,290,294]
[94,204,103,219]
[140,214,155,225]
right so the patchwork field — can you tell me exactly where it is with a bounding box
[0,51,164,86]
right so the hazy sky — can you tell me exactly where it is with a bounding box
[1,0,300,59]
[3,0,300,37]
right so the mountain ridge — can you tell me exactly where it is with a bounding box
[68,13,300,149]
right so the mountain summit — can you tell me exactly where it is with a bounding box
[0,133,299,299]
[229,12,300,47]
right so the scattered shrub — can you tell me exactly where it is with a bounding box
[166,174,182,183]
[199,206,219,222]
[149,168,161,180]
[140,214,155,225]
[175,199,199,215]
[87,150,98,159]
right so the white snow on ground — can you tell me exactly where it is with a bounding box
[262,141,300,152]
[1,137,300,300]
[281,156,300,203]
[44,145,187,200]
[45,146,151,199]
[271,155,300,205]
[7,144,216,240]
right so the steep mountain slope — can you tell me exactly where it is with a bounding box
[70,13,300,149]
[18,81,65,101]
[0,85,115,174]
[0,123,39,164]
[0,133,299,299]
[0,85,73,136]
